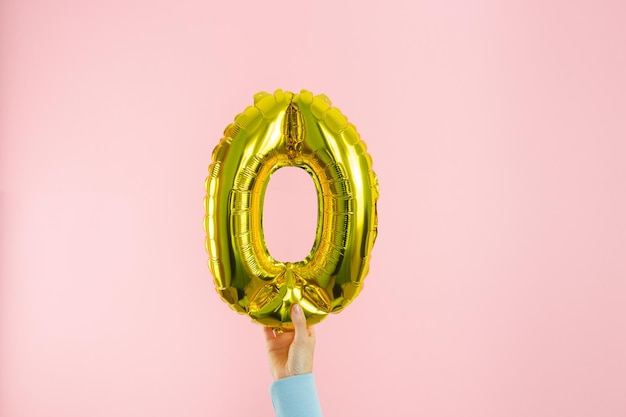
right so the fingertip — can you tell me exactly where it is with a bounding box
[263,326,275,341]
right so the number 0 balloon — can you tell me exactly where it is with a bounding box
[204,89,378,329]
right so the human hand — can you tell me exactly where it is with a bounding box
[263,304,316,380]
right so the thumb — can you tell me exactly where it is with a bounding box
[290,304,308,341]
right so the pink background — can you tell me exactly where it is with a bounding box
[1,1,625,416]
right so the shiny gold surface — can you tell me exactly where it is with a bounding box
[204,89,378,329]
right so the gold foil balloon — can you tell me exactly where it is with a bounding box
[204,89,378,329]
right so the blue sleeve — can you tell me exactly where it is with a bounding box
[270,373,323,417]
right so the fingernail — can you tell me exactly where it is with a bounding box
[293,304,302,316]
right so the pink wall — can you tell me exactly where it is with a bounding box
[1,1,625,416]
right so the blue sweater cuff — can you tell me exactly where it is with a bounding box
[270,374,323,417]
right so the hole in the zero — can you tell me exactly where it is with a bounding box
[262,167,318,263]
